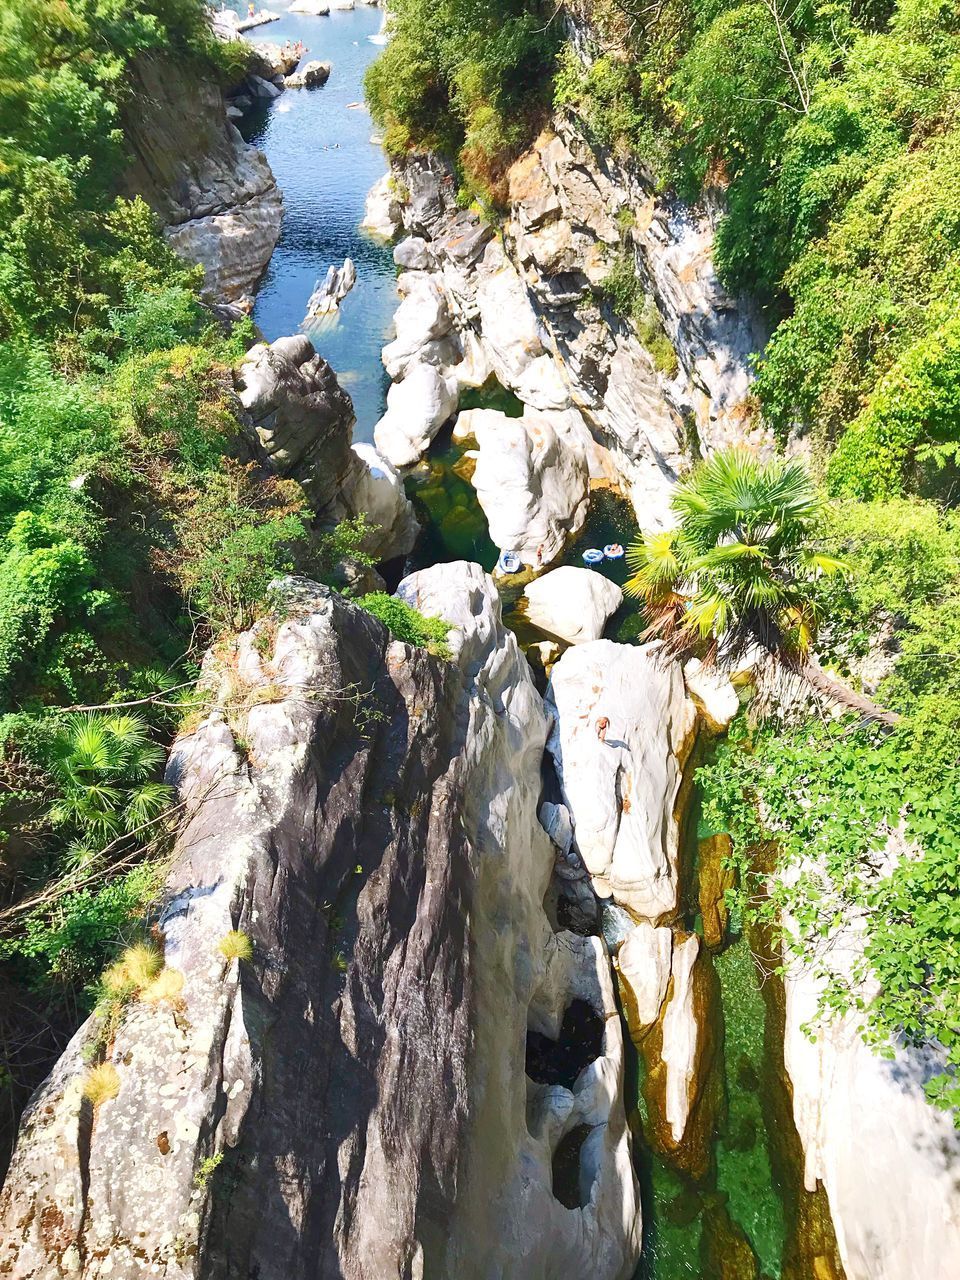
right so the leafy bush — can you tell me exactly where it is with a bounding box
[358,593,452,656]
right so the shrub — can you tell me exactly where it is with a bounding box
[357,593,452,656]
[218,930,253,963]
[81,1061,120,1107]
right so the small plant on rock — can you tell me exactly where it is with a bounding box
[82,1061,120,1107]
[218,930,253,963]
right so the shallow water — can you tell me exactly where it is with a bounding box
[233,1,396,439]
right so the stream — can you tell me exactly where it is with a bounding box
[231,5,826,1275]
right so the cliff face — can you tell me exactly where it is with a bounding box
[0,566,640,1280]
[377,115,768,527]
[122,55,281,302]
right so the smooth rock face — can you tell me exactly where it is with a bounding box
[783,890,960,1280]
[545,641,697,916]
[360,172,402,240]
[0,567,641,1279]
[660,933,701,1145]
[618,923,673,1033]
[237,334,360,514]
[683,657,739,732]
[348,442,419,559]
[374,361,458,467]
[460,408,590,568]
[381,272,454,378]
[289,0,331,13]
[524,567,622,644]
[123,56,281,302]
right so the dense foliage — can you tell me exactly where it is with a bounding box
[0,0,358,1155]
[365,0,560,196]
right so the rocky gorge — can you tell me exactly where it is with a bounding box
[2,5,959,1279]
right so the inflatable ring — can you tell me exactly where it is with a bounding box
[582,548,605,565]
[603,543,625,560]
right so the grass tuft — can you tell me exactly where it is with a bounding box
[218,930,253,963]
[82,1061,121,1107]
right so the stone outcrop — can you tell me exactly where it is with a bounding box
[382,115,767,523]
[284,59,332,89]
[305,258,356,318]
[360,173,402,240]
[374,361,459,467]
[456,408,590,567]
[783,855,960,1280]
[237,334,362,513]
[524,567,622,644]
[0,566,641,1280]
[122,56,282,303]
[236,335,419,559]
[545,640,697,916]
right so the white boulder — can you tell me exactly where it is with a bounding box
[360,172,401,241]
[462,408,589,569]
[289,0,330,12]
[373,362,458,467]
[618,923,672,1032]
[381,272,454,378]
[545,641,697,916]
[347,443,419,560]
[524,568,622,645]
[660,933,701,1145]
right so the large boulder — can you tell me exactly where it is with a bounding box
[360,173,402,241]
[237,334,360,514]
[122,57,281,302]
[373,361,459,468]
[346,442,419,560]
[0,567,641,1280]
[381,272,456,379]
[285,60,332,89]
[523,567,622,645]
[460,408,590,569]
[545,641,697,916]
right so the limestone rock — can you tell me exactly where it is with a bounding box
[618,923,673,1035]
[524,567,622,645]
[360,172,401,241]
[236,334,360,514]
[545,641,698,915]
[346,442,419,560]
[661,933,702,1146]
[250,41,302,77]
[285,60,332,88]
[305,258,356,316]
[290,0,331,12]
[394,235,435,271]
[381,272,454,378]
[783,856,960,1280]
[373,362,458,468]
[0,566,641,1280]
[122,57,281,303]
[683,658,739,732]
[461,409,589,569]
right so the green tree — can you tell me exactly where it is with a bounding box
[625,448,898,722]
[48,712,172,867]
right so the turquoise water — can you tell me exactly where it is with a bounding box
[234,1,396,439]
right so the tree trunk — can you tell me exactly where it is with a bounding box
[800,658,900,728]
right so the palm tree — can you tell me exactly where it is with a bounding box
[48,713,174,866]
[625,449,899,726]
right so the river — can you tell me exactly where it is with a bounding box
[231,5,825,1276]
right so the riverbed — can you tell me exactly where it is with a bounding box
[232,7,821,1276]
